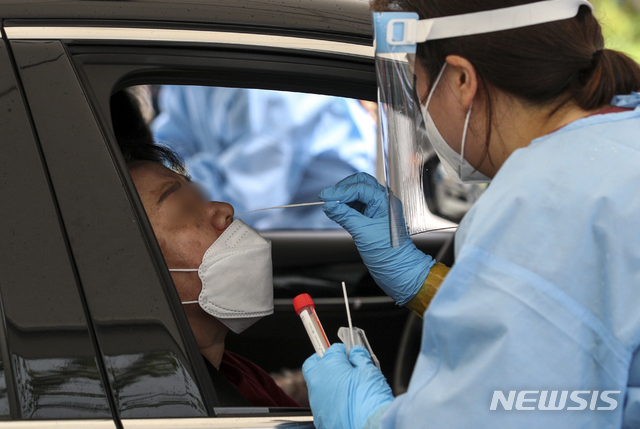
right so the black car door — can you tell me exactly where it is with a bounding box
[7,36,218,420]
[0,36,117,425]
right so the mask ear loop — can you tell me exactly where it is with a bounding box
[459,100,474,177]
[424,63,447,109]
[168,268,200,305]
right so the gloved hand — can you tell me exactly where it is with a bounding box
[303,344,394,429]
[319,172,435,305]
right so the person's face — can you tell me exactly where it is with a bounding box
[128,161,234,303]
[415,60,468,156]
[415,58,493,177]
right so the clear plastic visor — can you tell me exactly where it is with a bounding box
[376,50,436,248]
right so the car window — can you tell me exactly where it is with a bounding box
[148,84,378,231]
[131,84,469,228]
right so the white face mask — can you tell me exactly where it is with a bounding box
[420,64,491,184]
[170,219,273,334]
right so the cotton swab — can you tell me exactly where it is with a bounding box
[234,202,458,236]
[234,201,329,218]
[341,281,355,347]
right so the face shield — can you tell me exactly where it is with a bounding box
[374,0,592,247]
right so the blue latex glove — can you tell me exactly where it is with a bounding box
[319,172,436,305]
[303,344,394,429]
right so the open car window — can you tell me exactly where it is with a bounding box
[111,83,385,411]
[148,85,378,231]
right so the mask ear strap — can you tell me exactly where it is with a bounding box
[168,270,200,304]
[424,63,447,108]
[460,100,474,173]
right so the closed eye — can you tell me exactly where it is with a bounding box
[158,181,182,204]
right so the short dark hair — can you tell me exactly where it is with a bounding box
[111,88,187,175]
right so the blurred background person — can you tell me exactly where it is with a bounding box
[152,86,377,230]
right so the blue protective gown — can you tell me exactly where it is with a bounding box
[381,94,640,428]
[152,86,376,229]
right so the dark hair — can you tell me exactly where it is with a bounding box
[111,88,187,175]
[373,0,640,110]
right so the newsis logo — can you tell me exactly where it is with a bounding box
[490,390,621,411]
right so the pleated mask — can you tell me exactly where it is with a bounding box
[170,219,273,334]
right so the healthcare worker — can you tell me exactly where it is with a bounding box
[302,0,640,428]
[152,86,376,230]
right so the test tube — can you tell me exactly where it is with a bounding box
[293,293,330,358]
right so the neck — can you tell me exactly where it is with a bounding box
[201,340,226,369]
[480,97,606,176]
[185,308,229,370]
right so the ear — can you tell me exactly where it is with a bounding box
[444,55,478,110]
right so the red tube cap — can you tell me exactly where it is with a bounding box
[293,293,315,315]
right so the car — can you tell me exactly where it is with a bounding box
[0,0,458,427]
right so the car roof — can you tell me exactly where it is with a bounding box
[0,0,374,44]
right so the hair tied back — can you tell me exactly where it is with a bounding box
[591,48,604,65]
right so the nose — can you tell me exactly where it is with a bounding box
[208,201,234,235]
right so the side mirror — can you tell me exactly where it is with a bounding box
[423,157,486,223]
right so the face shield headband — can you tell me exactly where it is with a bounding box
[373,0,593,247]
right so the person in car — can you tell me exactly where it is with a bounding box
[302,0,640,428]
[113,89,301,408]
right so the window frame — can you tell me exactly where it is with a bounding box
[0,37,117,422]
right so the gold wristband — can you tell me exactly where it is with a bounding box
[405,262,450,318]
